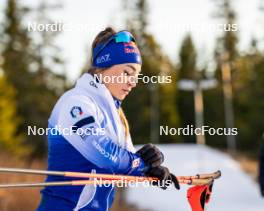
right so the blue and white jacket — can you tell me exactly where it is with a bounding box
[37,73,146,211]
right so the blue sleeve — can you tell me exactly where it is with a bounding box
[55,95,147,176]
[85,134,146,175]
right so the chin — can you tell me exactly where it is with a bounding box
[117,95,126,101]
[119,96,126,100]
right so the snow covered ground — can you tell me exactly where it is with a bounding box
[126,144,264,211]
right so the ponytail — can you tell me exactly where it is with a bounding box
[118,108,130,138]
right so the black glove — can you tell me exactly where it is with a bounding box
[145,166,180,190]
[136,143,164,168]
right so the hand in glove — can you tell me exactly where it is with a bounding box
[145,166,180,190]
[136,143,164,168]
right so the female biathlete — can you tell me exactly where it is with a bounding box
[37,27,179,211]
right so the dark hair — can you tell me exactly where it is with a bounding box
[92,27,116,49]
[88,27,116,74]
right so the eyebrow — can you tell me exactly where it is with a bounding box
[125,64,136,72]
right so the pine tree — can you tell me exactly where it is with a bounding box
[214,0,238,63]
[1,0,67,158]
[0,74,30,156]
[176,35,197,143]
[1,0,34,155]
[122,0,179,144]
[233,42,264,151]
[204,0,239,149]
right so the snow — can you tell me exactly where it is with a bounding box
[126,144,264,211]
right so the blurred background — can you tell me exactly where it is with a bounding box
[0,0,264,210]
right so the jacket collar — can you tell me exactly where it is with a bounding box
[76,73,122,109]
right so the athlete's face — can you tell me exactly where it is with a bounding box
[101,63,141,100]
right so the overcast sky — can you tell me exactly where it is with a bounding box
[1,0,263,81]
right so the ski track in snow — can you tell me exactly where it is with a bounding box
[126,144,264,211]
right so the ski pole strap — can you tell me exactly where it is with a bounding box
[187,183,214,211]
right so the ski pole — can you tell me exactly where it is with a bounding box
[0,179,117,188]
[0,167,221,182]
[0,178,215,188]
[178,170,221,180]
[0,167,157,182]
